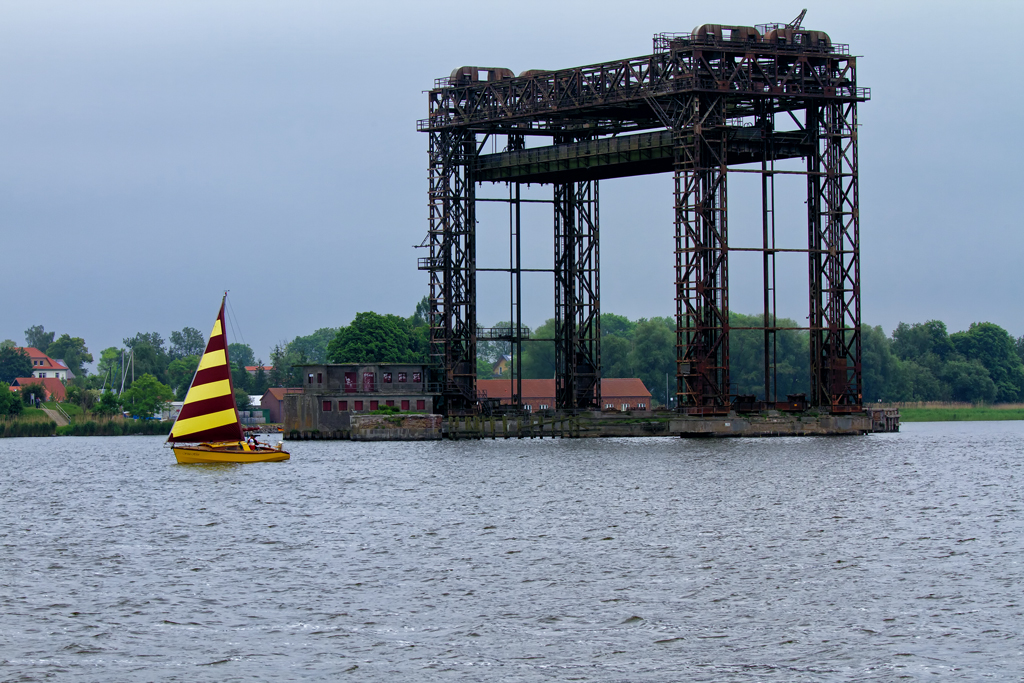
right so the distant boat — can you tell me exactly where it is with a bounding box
[167,295,289,464]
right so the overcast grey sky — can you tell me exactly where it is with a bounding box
[2,0,1021,367]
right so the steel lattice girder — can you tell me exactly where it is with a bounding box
[675,94,730,411]
[807,101,861,409]
[427,130,477,412]
[554,180,601,411]
[420,41,866,135]
[421,28,867,414]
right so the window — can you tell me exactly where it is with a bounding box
[354,400,363,411]
[412,371,422,383]
[344,372,357,393]
[621,403,629,411]
[398,372,407,383]
[401,400,410,410]
[605,403,613,409]
[524,404,532,412]
[317,372,323,384]
[539,404,548,410]
[383,372,392,384]
[639,403,646,409]
[308,373,314,384]
[386,400,394,407]
[322,400,332,411]
[416,399,425,410]
[370,400,379,410]
[362,372,375,392]
[339,400,348,411]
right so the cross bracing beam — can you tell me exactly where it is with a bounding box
[473,128,811,184]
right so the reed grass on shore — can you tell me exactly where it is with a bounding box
[867,402,1024,422]
[1,414,173,437]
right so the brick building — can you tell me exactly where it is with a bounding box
[284,363,436,434]
[476,378,651,412]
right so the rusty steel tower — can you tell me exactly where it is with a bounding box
[418,14,868,416]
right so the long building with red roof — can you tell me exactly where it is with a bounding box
[476,378,651,412]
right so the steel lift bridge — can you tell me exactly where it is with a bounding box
[417,12,869,416]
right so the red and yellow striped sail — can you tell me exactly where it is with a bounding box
[167,299,243,444]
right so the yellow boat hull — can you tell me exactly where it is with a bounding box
[173,442,290,464]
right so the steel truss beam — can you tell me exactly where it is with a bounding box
[427,129,478,412]
[554,178,601,411]
[675,94,730,412]
[807,101,861,410]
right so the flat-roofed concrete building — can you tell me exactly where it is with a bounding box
[284,363,436,437]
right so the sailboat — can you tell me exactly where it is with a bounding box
[167,296,290,463]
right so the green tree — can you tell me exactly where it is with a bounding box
[410,295,430,328]
[939,359,997,403]
[228,343,256,369]
[726,313,809,400]
[24,325,54,351]
[120,373,173,418]
[19,382,48,405]
[886,359,947,402]
[328,312,423,363]
[0,382,24,415]
[123,333,170,385]
[93,390,121,416]
[602,335,634,378]
[892,320,956,369]
[0,346,33,383]
[950,322,1024,402]
[268,342,303,387]
[861,324,898,402]
[251,361,270,396]
[628,318,675,405]
[45,334,93,376]
[234,386,251,411]
[287,329,338,364]
[0,340,15,350]
[96,347,124,390]
[167,355,200,400]
[169,327,205,359]
[520,319,555,379]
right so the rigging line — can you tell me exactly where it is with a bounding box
[225,294,246,348]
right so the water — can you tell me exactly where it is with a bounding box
[1,423,1022,681]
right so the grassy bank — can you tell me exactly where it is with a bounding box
[1,414,173,437]
[876,402,1024,422]
[0,414,58,437]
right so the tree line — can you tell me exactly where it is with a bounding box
[5,302,1022,417]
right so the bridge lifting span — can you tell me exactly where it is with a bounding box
[419,15,869,415]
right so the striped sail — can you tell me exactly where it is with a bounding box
[167,299,243,444]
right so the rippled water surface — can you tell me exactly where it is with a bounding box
[2,423,1023,681]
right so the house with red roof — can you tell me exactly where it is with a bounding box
[476,378,652,412]
[16,347,70,381]
[9,377,67,402]
[261,387,304,423]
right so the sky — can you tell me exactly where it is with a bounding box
[2,0,1021,370]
